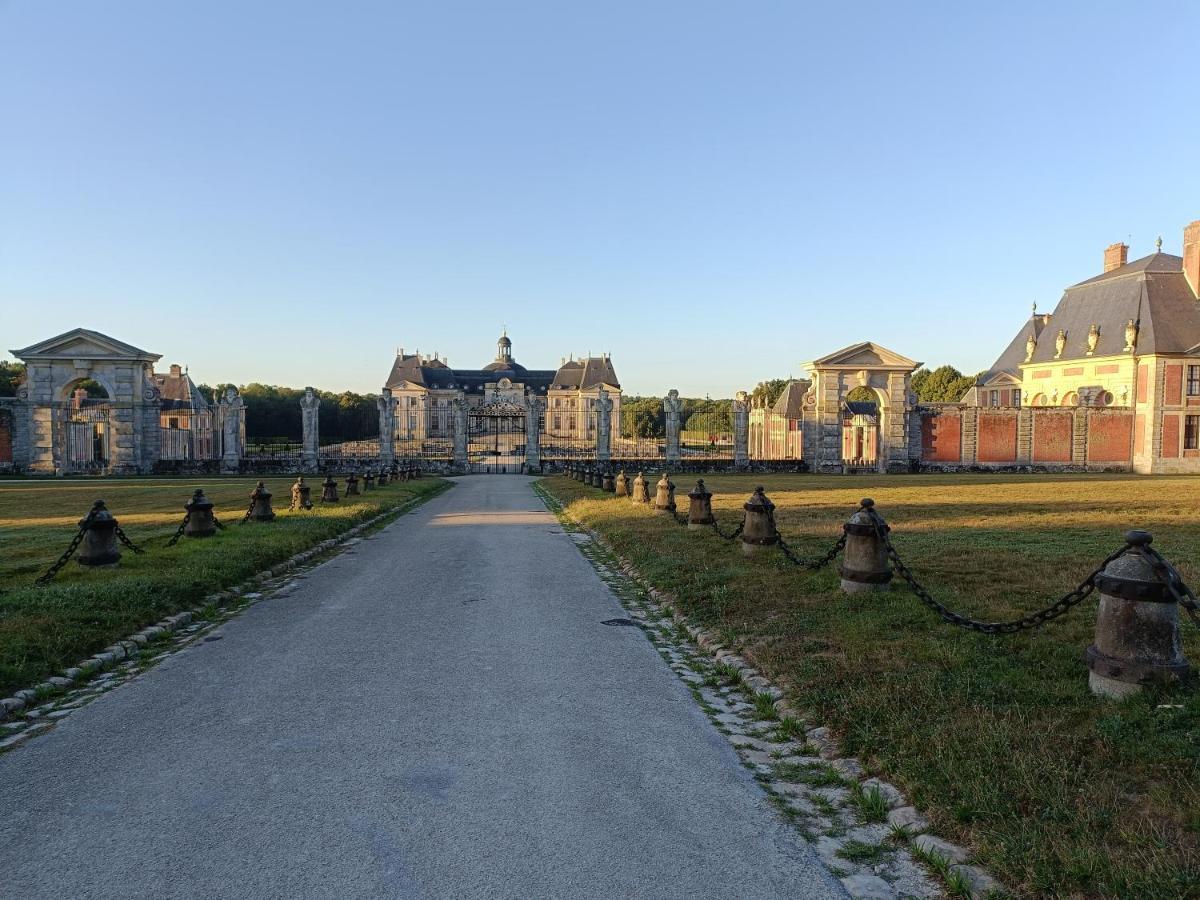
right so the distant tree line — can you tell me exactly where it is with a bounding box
[198,383,379,443]
[619,395,733,438]
[910,365,979,404]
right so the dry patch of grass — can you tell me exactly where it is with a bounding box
[0,475,447,696]
[543,472,1200,898]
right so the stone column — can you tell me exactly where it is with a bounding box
[733,391,750,469]
[524,395,543,471]
[664,389,682,465]
[453,398,469,472]
[218,386,245,474]
[377,388,396,468]
[300,387,321,473]
[595,388,612,463]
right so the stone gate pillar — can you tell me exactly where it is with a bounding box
[595,388,612,463]
[300,387,321,473]
[377,388,396,468]
[733,391,750,469]
[218,386,245,474]
[664,389,682,465]
[524,396,543,471]
[453,398,468,472]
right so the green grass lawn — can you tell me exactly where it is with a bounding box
[0,474,447,697]
[542,472,1200,899]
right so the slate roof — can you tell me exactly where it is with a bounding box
[770,379,810,419]
[983,251,1200,381]
[384,343,620,395]
[152,369,211,411]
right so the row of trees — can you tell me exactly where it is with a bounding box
[199,383,379,443]
[618,396,734,439]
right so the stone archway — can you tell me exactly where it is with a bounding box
[10,328,163,474]
[803,342,921,474]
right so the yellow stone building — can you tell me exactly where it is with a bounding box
[972,219,1200,473]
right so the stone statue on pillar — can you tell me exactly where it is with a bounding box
[377,388,396,466]
[733,391,750,469]
[524,395,543,471]
[300,386,321,473]
[664,389,682,464]
[595,388,613,462]
[218,386,245,473]
[452,398,469,472]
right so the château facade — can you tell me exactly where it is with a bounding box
[382,333,621,445]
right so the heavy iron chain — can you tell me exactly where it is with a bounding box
[113,522,144,554]
[1140,543,1200,629]
[709,515,744,542]
[239,494,257,525]
[672,508,689,527]
[166,511,191,547]
[776,529,847,571]
[35,507,99,585]
[867,507,1130,635]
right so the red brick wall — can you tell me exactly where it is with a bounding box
[1137,364,1149,404]
[977,414,1017,462]
[1032,412,1072,462]
[921,413,961,462]
[1135,413,1145,456]
[1165,364,1183,405]
[1162,414,1180,458]
[1088,413,1133,463]
[0,410,10,463]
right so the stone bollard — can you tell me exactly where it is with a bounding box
[581,465,592,486]
[290,477,313,511]
[76,500,121,567]
[363,472,375,491]
[247,482,276,522]
[1086,531,1191,699]
[839,499,892,593]
[615,470,629,497]
[184,489,218,536]
[602,471,616,492]
[321,474,340,503]
[740,486,779,556]
[592,467,604,489]
[687,479,714,530]
[631,472,651,504]
[654,473,676,513]
[345,474,360,497]
[377,469,389,486]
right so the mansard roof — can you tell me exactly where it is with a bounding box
[771,379,810,418]
[11,328,161,363]
[985,250,1200,376]
[551,356,620,390]
[384,343,619,394]
[152,369,211,411]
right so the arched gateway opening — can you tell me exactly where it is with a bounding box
[57,378,112,473]
[468,401,527,473]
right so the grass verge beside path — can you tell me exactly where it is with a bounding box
[0,476,448,697]
[542,473,1200,899]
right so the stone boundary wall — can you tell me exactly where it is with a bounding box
[918,406,1135,472]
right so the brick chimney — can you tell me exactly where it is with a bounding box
[1103,242,1128,273]
[1184,220,1200,298]
[169,363,182,377]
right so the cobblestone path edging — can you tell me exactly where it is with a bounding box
[0,484,449,753]
[536,484,1007,900]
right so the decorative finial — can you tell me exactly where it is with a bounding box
[1156,235,1163,252]
[1032,301,1037,314]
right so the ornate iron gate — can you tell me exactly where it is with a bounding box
[468,401,527,473]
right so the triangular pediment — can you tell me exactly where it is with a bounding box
[808,341,921,371]
[981,371,1022,387]
[11,328,160,362]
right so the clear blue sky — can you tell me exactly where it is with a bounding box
[3,1,1198,397]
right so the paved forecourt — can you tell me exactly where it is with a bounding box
[0,476,843,899]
